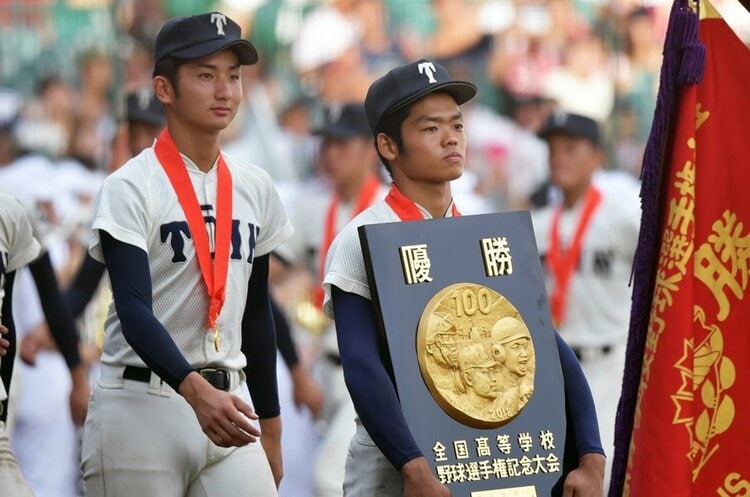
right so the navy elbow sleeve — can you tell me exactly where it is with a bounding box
[242,255,280,418]
[101,232,194,391]
[332,287,422,469]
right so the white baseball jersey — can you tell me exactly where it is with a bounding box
[278,183,389,275]
[531,176,640,347]
[89,147,293,371]
[0,192,41,402]
[322,198,457,319]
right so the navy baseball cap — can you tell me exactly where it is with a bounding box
[126,89,165,125]
[538,111,601,146]
[313,103,370,139]
[154,12,258,65]
[364,59,477,132]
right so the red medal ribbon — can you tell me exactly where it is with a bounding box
[154,129,233,330]
[546,186,602,327]
[384,182,461,221]
[314,173,381,308]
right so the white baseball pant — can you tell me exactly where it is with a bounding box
[81,364,277,497]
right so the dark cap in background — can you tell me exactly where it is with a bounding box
[126,89,165,126]
[538,111,601,146]
[313,103,370,139]
[154,12,258,65]
[364,59,477,133]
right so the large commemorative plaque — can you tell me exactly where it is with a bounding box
[359,211,567,497]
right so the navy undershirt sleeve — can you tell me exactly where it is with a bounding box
[64,252,106,319]
[29,252,81,369]
[241,254,280,419]
[332,286,423,470]
[555,332,605,457]
[272,295,299,370]
[101,231,194,391]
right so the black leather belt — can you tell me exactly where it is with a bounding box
[571,345,612,362]
[123,365,231,392]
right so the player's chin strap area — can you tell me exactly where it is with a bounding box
[123,365,233,391]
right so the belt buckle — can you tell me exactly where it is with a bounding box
[199,367,230,391]
[573,345,612,363]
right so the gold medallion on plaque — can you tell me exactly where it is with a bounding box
[417,283,536,428]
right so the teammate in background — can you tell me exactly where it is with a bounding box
[1,192,87,494]
[276,102,386,497]
[17,88,168,362]
[125,89,168,162]
[323,60,606,497]
[80,12,292,497]
[0,193,41,497]
[60,88,167,326]
[532,111,640,490]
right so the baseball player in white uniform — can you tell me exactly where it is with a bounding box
[81,12,292,497]
[0,191,41,497]
[323,60,606,497]
[277,102,388,497]
[531,111,640,490]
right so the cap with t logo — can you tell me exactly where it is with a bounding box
[364,59,477,133]
[126,89,165,126]
[154,12,258,65]
[312,103,370,139]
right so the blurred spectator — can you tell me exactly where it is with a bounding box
[223,63,300,183]
[290,5,371,103]
[76,49,116,171]
[352,0,408,74]
[0,90,20,167]
[426,0,488,59]
[542,32,615,122]
[612,6,661,175]
[462,99,548,211]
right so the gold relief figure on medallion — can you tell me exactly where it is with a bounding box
[417,283,536,428]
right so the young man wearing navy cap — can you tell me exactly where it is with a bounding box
[125,88,167,158]
[533,111,640,493]
[322,61,606,496]
[81,12,293,497]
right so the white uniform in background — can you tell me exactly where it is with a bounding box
[531,171,641,487]
[0,192,41,497]
[2,155,88,497]
[278,181,388,497]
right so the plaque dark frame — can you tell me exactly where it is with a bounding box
[359,211,572,497]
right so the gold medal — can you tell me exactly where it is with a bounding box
[416,283,536,428]
[213,324,221,352]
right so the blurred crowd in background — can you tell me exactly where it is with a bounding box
[1,1,749,497]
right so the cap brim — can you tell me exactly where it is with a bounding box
[385,81,478,118]
[538,125,597,144]
[312,123,369,139]
[170,38,258,65]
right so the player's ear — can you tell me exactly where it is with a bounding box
[153,76,174,105]
[376,133,398,162]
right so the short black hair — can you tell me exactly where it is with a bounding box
[373,105,411,178]
[153,56,184,97]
